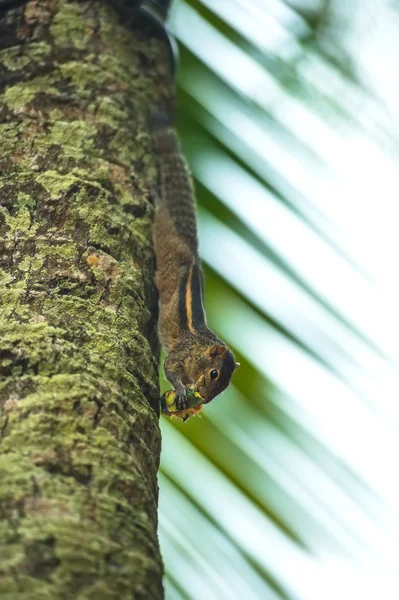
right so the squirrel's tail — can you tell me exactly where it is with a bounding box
[150,104,198,252]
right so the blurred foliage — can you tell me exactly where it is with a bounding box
[159,1,399,599]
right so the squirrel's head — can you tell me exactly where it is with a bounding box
[194,345,239,402]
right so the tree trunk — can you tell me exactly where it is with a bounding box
[0,1,167,597]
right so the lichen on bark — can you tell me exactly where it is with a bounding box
[0,0,167,597]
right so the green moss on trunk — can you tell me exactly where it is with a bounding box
[0,1,167,597]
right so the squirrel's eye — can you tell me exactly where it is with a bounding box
[210,369,219,380]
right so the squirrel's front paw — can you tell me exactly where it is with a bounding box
[175,389,188,410]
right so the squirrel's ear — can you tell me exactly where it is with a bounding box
[207,345,228,359]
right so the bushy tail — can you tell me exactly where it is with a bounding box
[150,105,199,254]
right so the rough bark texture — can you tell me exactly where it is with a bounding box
[0,1,168,597]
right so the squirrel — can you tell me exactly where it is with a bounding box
[151,113,239,410]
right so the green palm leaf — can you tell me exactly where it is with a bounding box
[160,1,399,598]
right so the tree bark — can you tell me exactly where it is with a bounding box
[0,1,167,597]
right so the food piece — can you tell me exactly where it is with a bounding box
[161,386,205,421]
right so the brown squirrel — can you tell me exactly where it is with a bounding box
[151,114,239,410]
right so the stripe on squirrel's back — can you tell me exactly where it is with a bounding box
[178,267,190,330]
[190,262,206,330]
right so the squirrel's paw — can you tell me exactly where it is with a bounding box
[175,389,188,410]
